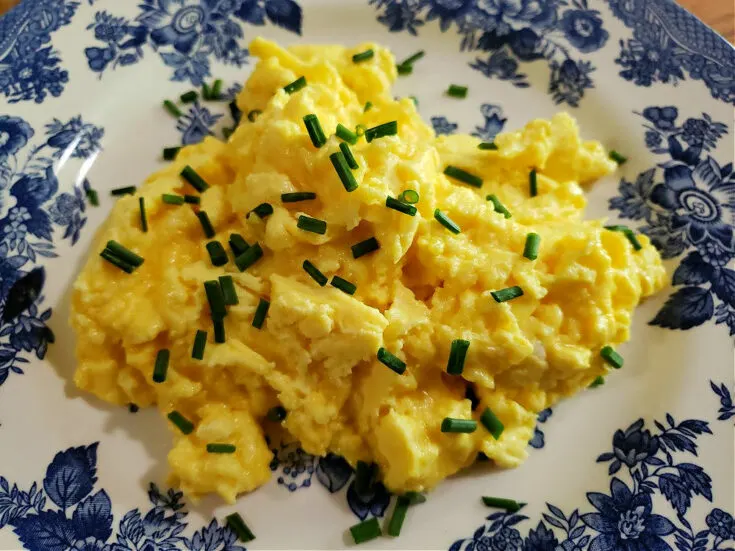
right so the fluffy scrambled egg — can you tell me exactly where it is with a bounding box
[71,38,666,502]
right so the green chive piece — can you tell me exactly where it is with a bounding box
[303,260,328,286]
[210,79,223,100]
[206,443,236,454]
[364,101,373,112]
[235,243,263,272]
[297,215,327,235]
[482,496,525,512]
[181,165,210,192]
[355,124,367,137]
[192,330,207,360]
[365,120,398,142]
[478,142,498,150]
[604,224,629,232]
[399,50,425,67]
[281,192,317,203]
[486,194,512,219]
[249,203,273,219]
[590,375,606,388]
[213,317,225,343]
[106,241,144,267]
[229,233,249,256]
[152,349,170,383]
[396,63,413,75]
[339,142,359,170]
[330,276,357,295]
[523,233,541,260]
[184,194,200,204]
[139,197,148,233]
[480,407,504,439]
[387,495,410,537]
[386,196,417,216]
[180,90,198,103]
[163,100,182,118]
[336,123,358,145]
[444,165,483,188]
[434,209,461,234]
[86,189,99,206]
[610,150,628,165]
[401,189,419,204]
[219,275,238,305]
[162,193,185,205]
[202,82,212,100]
[377,347,406,375]
[529,169,538,197]
[405,492,426,505]
[330,151,358,191]
[283,75,306,94]
[252,298,270,329]
[604,225,642,251]
[197,211,216,238]
[229,100,241,123]
[352,49,374,63]
[100,249,134,273]
[226,513,255,543]
[351,237,380,258]
[204,280,227,320]
[447,339,470,375]
[601,346,624,369]
[266,405,287,422]
[409,95,419,107]
[447,84,468,98]
[441,417,478,433]
[350,517,381,545]
[491,286,524,303]
[111,186,136,196]
[167,411,194,434]
[163,146,180,161]
[303,114,327,148]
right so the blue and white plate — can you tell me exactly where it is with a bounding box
[0,1,733,549]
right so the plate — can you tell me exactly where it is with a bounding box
[0,1,733,549]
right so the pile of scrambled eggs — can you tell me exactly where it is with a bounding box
[71,38,666,502]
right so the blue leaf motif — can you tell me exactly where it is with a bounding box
[43,443,98,509]
[265,0,303,35]
[71,489,113,541]
[11,510,77,551]
[650,287,714,330]
[659,473,692,516]
[677,463,712,500]
[672,252,712,286]
[711,268,735,307]
[315,453,352,493]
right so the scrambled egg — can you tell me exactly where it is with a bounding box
[71,38,666,502]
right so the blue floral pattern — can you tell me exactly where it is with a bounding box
[85,0,302,85]
[710,381,734,422]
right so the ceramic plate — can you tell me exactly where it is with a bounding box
[0,0,733,549]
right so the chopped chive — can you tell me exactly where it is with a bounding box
[163,100,182,118]
[167,411,194,434]
[210,79,223,100]
[249,203,273,219]
[303,260,328,286]
[128,403,139,413]
[152,349,170,383]
[523,233,541,260]
[162,193,185,205]
[441,418,477,433]
[601,346,624,369]
[180,90,197,103]
[364,101,373,112]
[386,196,417,216]
[478,142,498,150]
[297,215,327,235]
[434,209,461,234]
[377,347,406,374]
[355,124,367,137]
[409,95,419,107]
[486,194,512,219]
[303,114,327,148]
[529,168,538,197]
[204,280,227,319]
[163,146,180,161]
[252,298,270,329]
[482,497,525,512]
[266,405,287,422]
[235,243,263,271]
[336,123,358,145]
[446,339,470,375]
[399,50,425,67]
[247,109,262,122]
[281,192,316,203]
[387,495,410,537]
[446,84,468,98]
[330,151,358,192]
[350,517,381,545]
[610,150,628,165]
[180,165,210,192]
[139,197,148,233]
[351,237,380,258]
[197,211,216,238]
[229,233,249,256]
[111,186,136,196]
[283,75,306,94]
[330,275,356,295]
[604,224,629,232]
[605,225,642,251]
[352,49,374,63]
[201,82,212,100]
[106,241,144,267]
[339,142,359,170]
[365,120,398,142]
[491,286,524,303]
[444,165,483,188]
[590,375,606,388]
[229,100,241,123]
[396,63,413,75]
[219,275,238,305]
[206,443,235,454]
[404,491,426,505]
[184,194,200,204]
[86,189,99,206]
[100,249,134,273]
[192,330,207,360]
[213,317,225,343]
[225,513,255,543]
[480,407,504,439]
[401,189,419,204]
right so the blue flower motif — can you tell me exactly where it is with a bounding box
[149,2,209,56]
[72,536,110,551]
[49,193,84,227]
[560,9,608,53]
[523,522,558,551]
[475,0,557,36]
[177,104,222,145]
[641,106,679,131]
[705,508,734,539]
[425,0,474,31]
[611,419,659,469]
[680,116,727,150]
[46,116,105,158]
[548,59,594,107]
[2,303,51,359]
[431,116,458,136]
[491,526,523,551]
[2,207,31,248]
[472,103,507,141]
[645,130,662,149]
[0,116,34,163]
